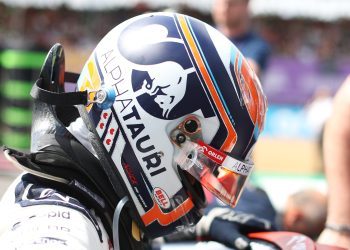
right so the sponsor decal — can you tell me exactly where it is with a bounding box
[153,187,171,209]
[123,163,138,185]
[197,140,226,164]
[231,161,251,175]
[197,140,253,176]
[16,181,104,242]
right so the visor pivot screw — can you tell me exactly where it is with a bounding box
[176,133,186,144]
[96,90,107,103]
[94,86,116,110]
[184,119,198,133]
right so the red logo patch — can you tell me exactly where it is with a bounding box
[197,140,226,165]
[123,163,138,185]
[153,187,170,209]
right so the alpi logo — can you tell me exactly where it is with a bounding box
[117,15,215,120]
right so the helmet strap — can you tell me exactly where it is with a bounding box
[30,72,88,106]
[113,196,129,250]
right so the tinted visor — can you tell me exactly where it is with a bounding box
[175,140,253,207]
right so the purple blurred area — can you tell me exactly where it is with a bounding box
[263,56,349,104]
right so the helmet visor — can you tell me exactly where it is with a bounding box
[175,140,253,207]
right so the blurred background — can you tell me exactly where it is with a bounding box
[0,0,349,212]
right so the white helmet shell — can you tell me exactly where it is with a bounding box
[77,12,267,238]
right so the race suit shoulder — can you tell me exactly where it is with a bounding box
[0,173,111,250]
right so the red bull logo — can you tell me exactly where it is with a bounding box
[118,15,216,121]
[135,62,195,118]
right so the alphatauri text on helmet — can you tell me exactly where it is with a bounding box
[122,106,166,177]
[101,49,167,177]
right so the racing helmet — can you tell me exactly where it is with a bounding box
[32,12,267,239]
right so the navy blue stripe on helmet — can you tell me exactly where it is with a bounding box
[186,17,256,158]
[174,16,228,150]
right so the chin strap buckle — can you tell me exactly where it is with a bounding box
[31,75,116,110]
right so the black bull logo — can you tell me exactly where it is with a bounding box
[117,16,214,120]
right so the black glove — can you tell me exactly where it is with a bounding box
[195,207,274,250]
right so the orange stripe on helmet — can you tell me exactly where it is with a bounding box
[177,14,237,152]
[234,55,256,124]
[234,54,265,130]
[141,198,194,226]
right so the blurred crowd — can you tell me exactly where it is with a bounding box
[259,18,350,62]
[0,3,209,51]
[1,2,350,64]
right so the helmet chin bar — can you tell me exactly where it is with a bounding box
[170,116,207,210]
[171,116,254,208]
